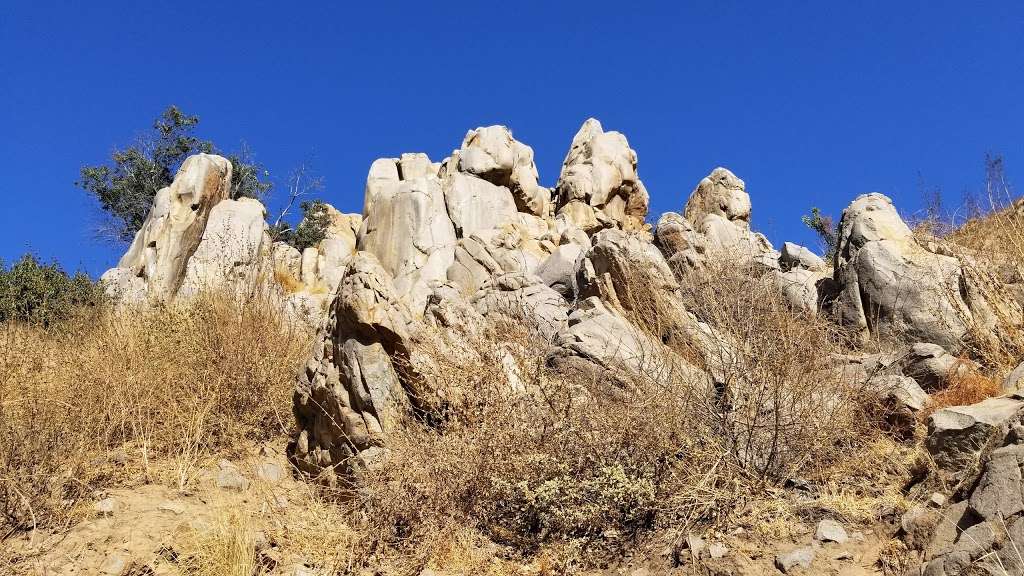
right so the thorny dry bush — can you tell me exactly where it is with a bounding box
[0,289,311,532]
[350,251,914,571]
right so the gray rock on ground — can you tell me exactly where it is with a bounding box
[814,518,848,544]
[775,546,814,573]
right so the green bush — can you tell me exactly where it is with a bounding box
[0,255,103,327]
[801,206,837,261]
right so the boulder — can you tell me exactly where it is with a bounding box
[833,193,981,350]
[535,243,584,298]
[925,395,1024,483]
[773,268,825,315]
[333,252,416,354]
[1006,361,1024,393]
[178,197,270,299]
[457,125,550,217]
[552,297,702,383]
[814,519,848,544]
[554,118,649,232]
[684,167,751,227]
[358,156,456,315]
[968,444,1024,521]
[307,204,360,292]
[780,241,826,271]
[870,374,929,437]
[654,212,706,269]
[775,547,814,573]
[102,153,233,302]
[578,228,678,307]
[291,253,417,480]
[680,168,778,270]
[446,222,551,296]
[472,273,569,340]
[442,171,518,238]
[902,342,979,391]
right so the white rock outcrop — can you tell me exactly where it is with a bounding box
[358,155,457,316]
[554,118,649,233]
[102,153,234,303]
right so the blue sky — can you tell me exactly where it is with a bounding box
[2,1,1022,275]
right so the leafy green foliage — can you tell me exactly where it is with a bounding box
[801,207,837,261]
[77,106,271,243]
[272,200,331,251]
[0,255,103,327]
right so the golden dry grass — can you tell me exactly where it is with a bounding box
[0,289,311,531]
[922,371,1002,418]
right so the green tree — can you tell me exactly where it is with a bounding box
[77,106,271,243]
[0,254,103,327]
[801,207,837,261]
[272,200,332,251]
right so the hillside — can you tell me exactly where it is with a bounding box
[3,119,1024,576]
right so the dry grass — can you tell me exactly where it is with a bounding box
[0,289,311,532]
[919,177,1024,376]
[177,506,265,576]
[922,371,1002,418]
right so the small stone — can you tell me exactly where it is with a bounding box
[776,547,815,573]
[929,493,947,508]
[94,497,118,517]
[256,461,285,483]
[216,465,249,491]
[708,542,729,559]
[685,533,706,559]
[815,519,849,544]
[99,553,129,575]
[158,501,186,515]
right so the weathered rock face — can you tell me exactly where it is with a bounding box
[925,395,1024,484]
[282,118,1023,489]
[291,251,416,480]
[358,156,456,316]
[554,118,649,233]
[178,198,270,299]
[680,167,778,270]
[834,193,978,350]
[457,125,550,217]
[102,153,234,302]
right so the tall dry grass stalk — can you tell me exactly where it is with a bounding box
[0,288,311,531]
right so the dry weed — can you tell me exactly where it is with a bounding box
[0,289,311,530]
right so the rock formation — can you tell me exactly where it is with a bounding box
[100,153,362,320]
[97,119,1024,508]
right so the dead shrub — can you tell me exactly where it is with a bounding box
[0,288,311,530]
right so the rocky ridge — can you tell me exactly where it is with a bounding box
[100,118,1024,575]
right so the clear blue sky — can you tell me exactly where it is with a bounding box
[2,1,1022,275]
